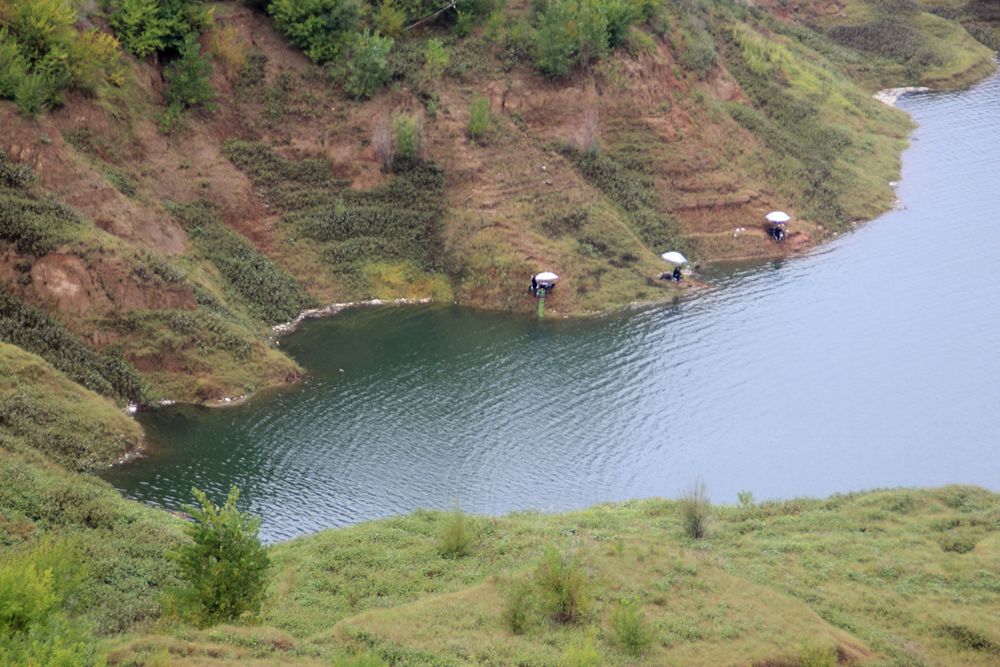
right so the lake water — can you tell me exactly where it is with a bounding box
[104,73,1000,542]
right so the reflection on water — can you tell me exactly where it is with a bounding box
[104,74,1000,542]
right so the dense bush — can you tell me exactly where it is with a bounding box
[0,152,35,190]
[172,486,270,625]
[268,0,361,63]
[0,447,183,632]
[170,201,314,323]
[532,0,648,77]
[0,289,147,403]
[827,18,941,74]
[0,0,123,114]
[107,0,210,57]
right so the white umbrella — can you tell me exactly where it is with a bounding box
[766,211,791,224]
[660,251,687,265]
[534,271,559,283]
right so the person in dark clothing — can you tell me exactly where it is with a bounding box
[530,275,538,295]
[673,267,682,281]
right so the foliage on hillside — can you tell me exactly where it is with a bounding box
[0,0,124,115]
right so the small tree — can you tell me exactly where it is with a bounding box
[343,29,393,100]
[173,485,270,625]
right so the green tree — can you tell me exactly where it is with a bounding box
[173,485,271,625]
[343,29,394,99]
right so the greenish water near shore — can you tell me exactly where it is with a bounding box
[105,73,1000,542]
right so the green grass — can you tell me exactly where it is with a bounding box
[0,342,142,471]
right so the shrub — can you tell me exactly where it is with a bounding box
[0,557,103,667]
[342,29,394,99]
[269,0,361,64]
[568,107,600,155]
[374,0,407,38]
[533,0,579,77]
[0,151,36,189]
[172,486,270,626]
[501,578,533,634]
[563,638,602,667]
[438,506,474,558]
[392,112,423,159]
[679,480,711,539]
[0,0,123,115]
[610,599,652,656]
[534,546,590,623]
[798,643,838,667]
[467,94,491,143]
[422,37,450,82]
[108,0,210,57]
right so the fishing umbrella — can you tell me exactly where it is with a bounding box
[765,211,791,225]
[660,251,687,265]
[535,271,559,283]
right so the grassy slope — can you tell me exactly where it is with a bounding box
[0,343,183,634]
[105,487,1000,666]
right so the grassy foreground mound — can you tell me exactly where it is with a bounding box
[103,486,1000,666]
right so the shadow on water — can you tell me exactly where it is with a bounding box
[104,74,1000,542]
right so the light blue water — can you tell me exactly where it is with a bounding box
[104,73,1000,542]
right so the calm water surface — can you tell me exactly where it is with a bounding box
[104,74,1000,542]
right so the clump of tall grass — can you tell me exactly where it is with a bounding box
[438,506,474,558]
[679,480,711,539]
